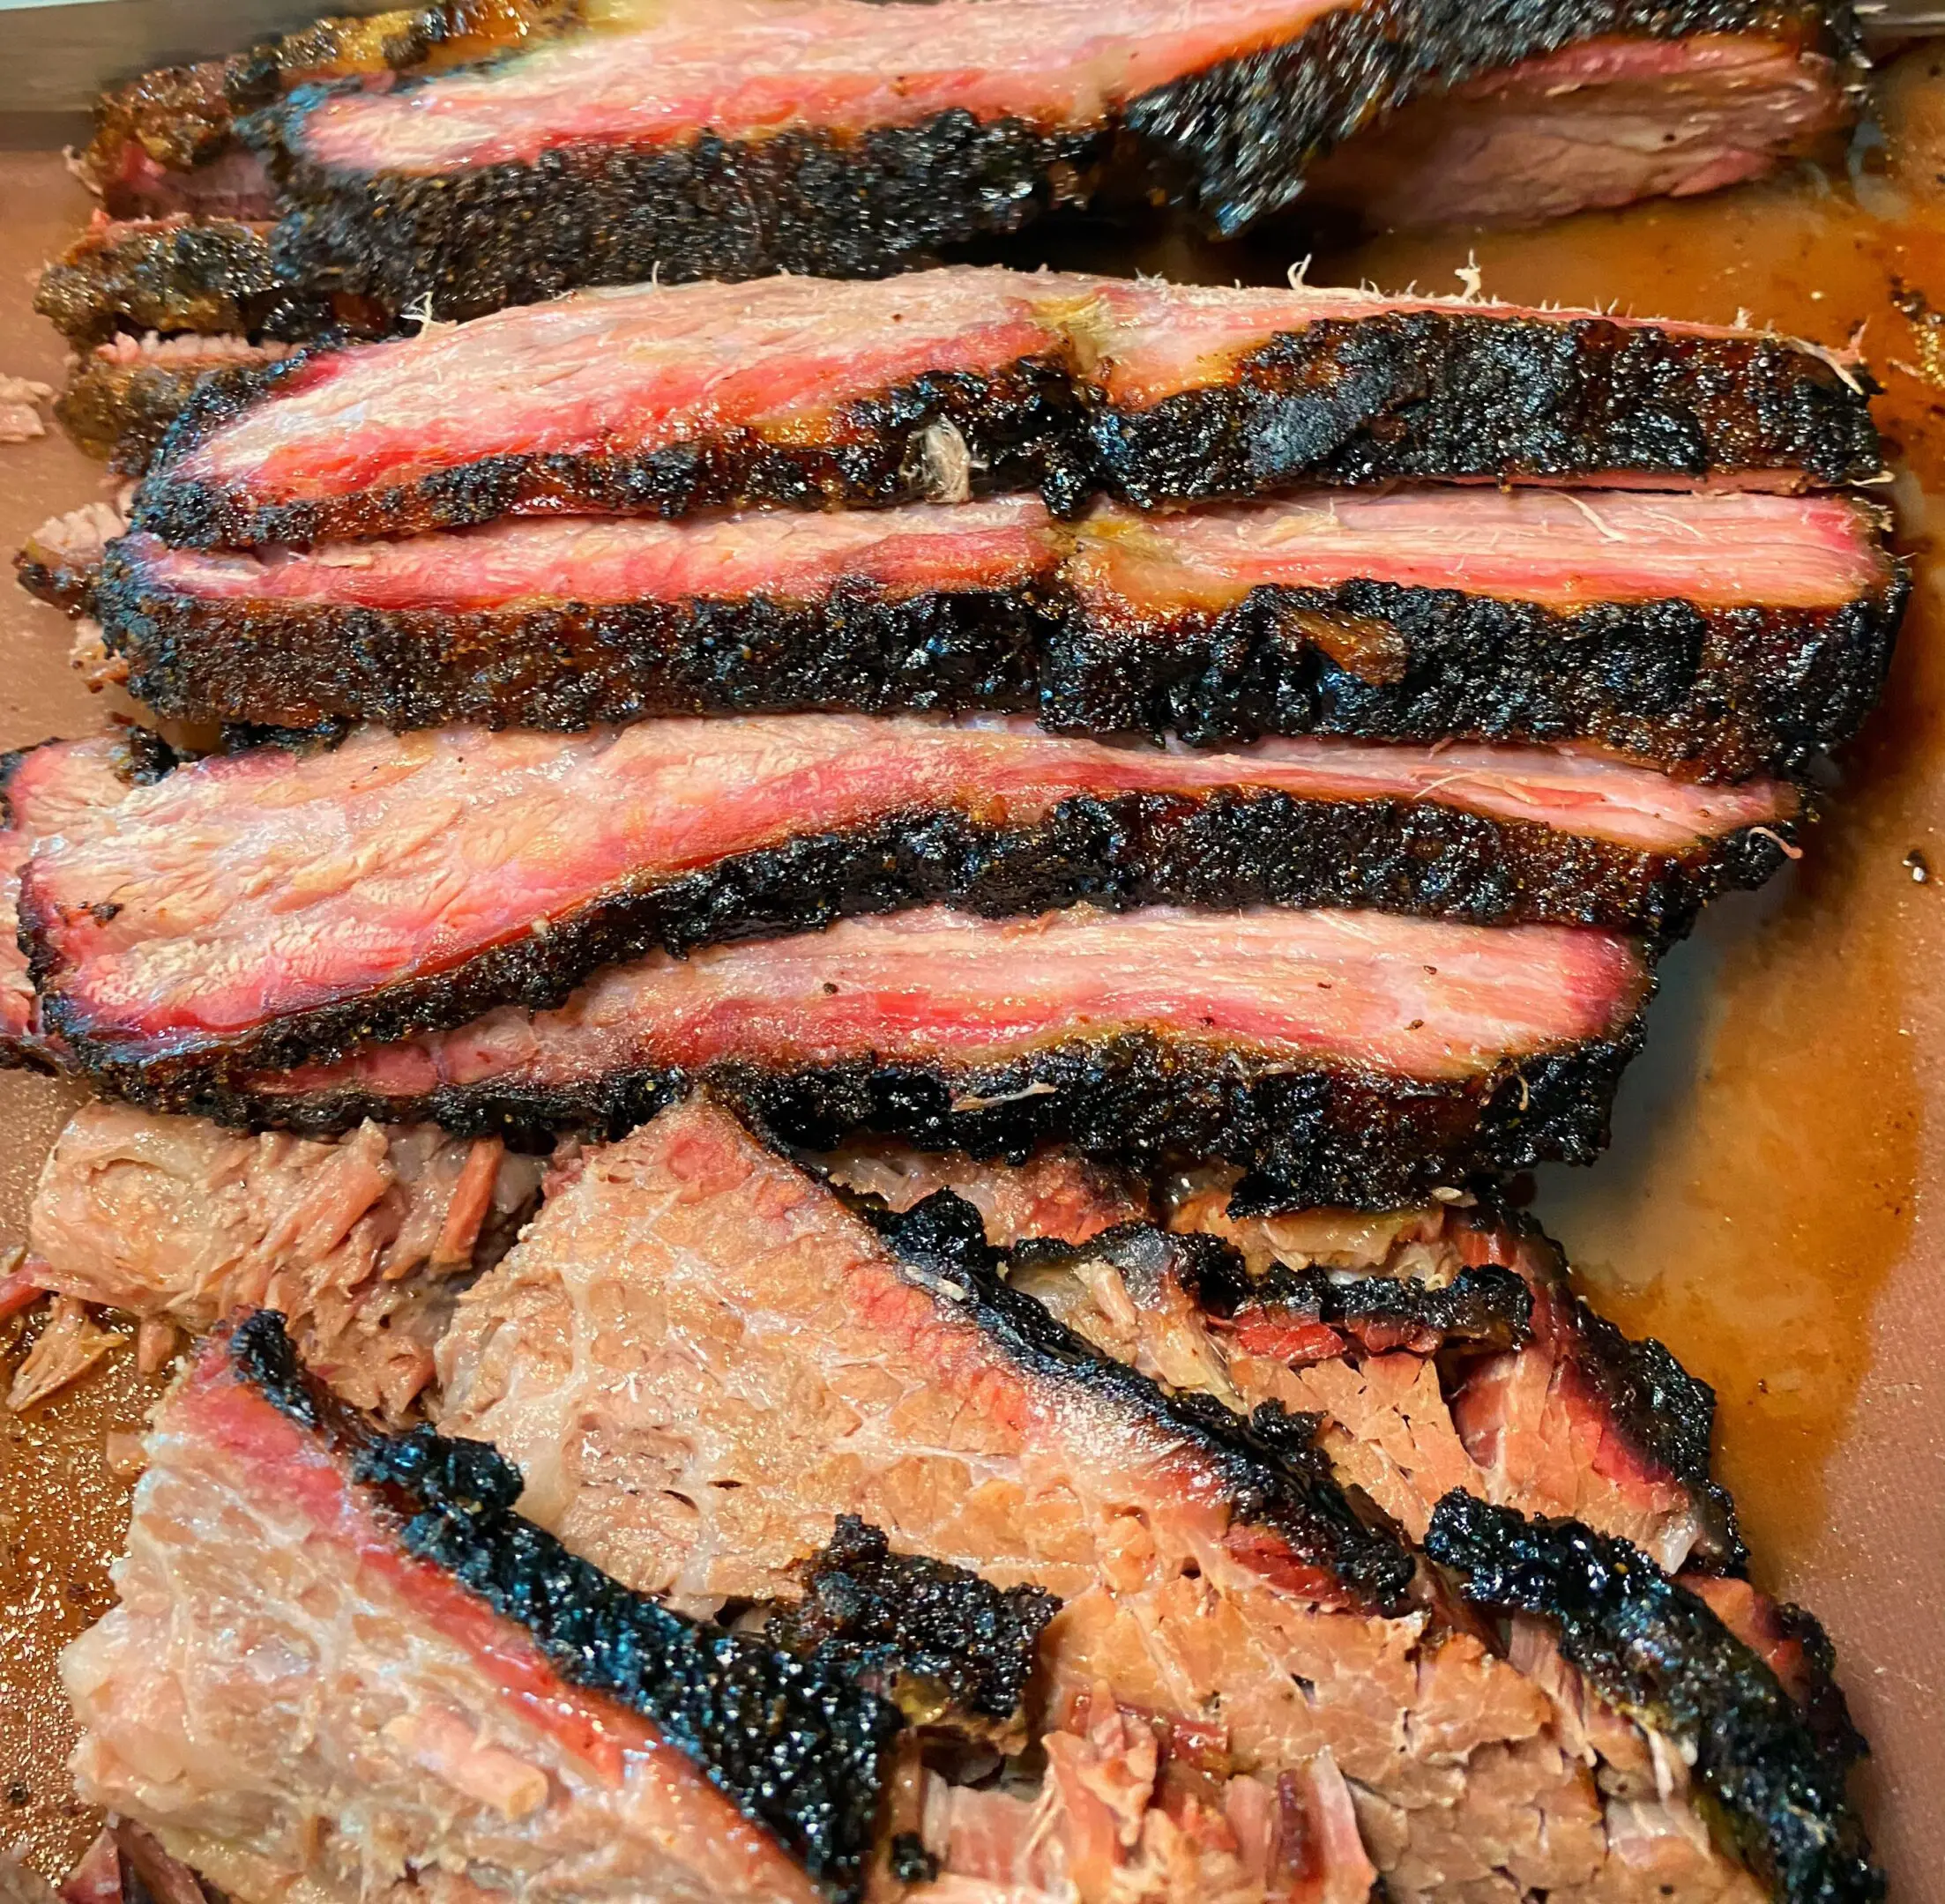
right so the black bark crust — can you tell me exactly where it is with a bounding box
[765,1514,1058,1740]
[1425,1494,1882,1904]
[183,1021,1650,1214]
[227,1310,903,1904]
[56,353,287,474]
[1086,311,1883,501]
[93,536,1907,784]
[866,1188,1416,1612]
[27,785,1672,1096]
[133,353,1086,548]
[30,218,338,351]
[246,0,1853,321]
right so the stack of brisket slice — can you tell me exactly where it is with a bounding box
[40,0,1865,458]
[7,239,1898,1904]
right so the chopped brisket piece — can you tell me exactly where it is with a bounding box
[26,1100,541,1417]
[57,334,295,473]
[1427,1495,1882,1904]
[765,1514,1058,1750]
[34,214,287,349]
[21,713,1751,1093]
[247,0,1855,316]
[16,502,130,616]
[126,268,1881,551]
[1304,29,1851,231]
[93,487,1903,780]
[429,1096,1800,1900]
[0,733,173,1069]
[63,1312,904,1904]
[79,0,580,216]
[133,899,1645,1207]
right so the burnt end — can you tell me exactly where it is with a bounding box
[1047,575,1905,781]
[1087,316,1882,504]
[13,549,101,618]
[766,1514,1058,1739]
[93,566,1058,731]
[30,219,334,350]
[868,1189,1414,1611]
[228,1311,903,1903]
[257,105,1106,324]
[29,789,1673,1097]
[1126,0,1856,236]
[1427,1495,1882,1904]
[132,355,1084,548]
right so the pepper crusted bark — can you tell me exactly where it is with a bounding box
[227,1311,905,1900]
[57,338,296,474]
[1426,1494,1883,1904]
[125,270,1884,554]
[250,0,1856,320]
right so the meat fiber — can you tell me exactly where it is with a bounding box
[81,888,1649,1207]
[126,268,1882,552]
[1305,30,1851,230]
[429,1094,1865,1902]
[16,502,131,617]
[25,1100,541,1417]
[62,1314,907,1904]
[20,713,1769,1092]
[247,0,1855,316]
[0,732,175,1068]
[92,487,1904,780]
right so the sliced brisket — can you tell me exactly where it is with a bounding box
[19,713,1765,1096]
[430,1095,1841,1901]
[57,334,296,474]
[93,487,1903,779]
[26,1100,541,1417]
[127,269,1882,552]
[63,1313,904,1904]
[248,0,1855,315]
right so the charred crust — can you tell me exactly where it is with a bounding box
[255,107,1106,324]
[1125,0,1859,237]
[94,533,1905,781]
[765,1514,1058,1738]
[13,551,101,619]
[56,354,285,474]
[1087,314,1882,502]
[133,355,1084,547]
[1426,1495,1882,1904]
[1201,1252,1534,1352]
[868,1190,1415,1611]
[227,1311,902,1903]
[184,1023,1650,1213]
[1046,571,1906,782]
[28,786,1679,1091]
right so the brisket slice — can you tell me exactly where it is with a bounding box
[250,0,1853,316]
[128,268,1882,551]
[63,1312,904,1904]
[214,903,1649,1207]
[428,1095,1805,1901]
[1428,1496,1882,1904]
[16,502,130,616]
[0,733,175,1069]
[26,1100,541,1418]
[21,712,1764,1089]
[1302,30,1850,231]
[79,0,580,217]
[93,487,1904,780]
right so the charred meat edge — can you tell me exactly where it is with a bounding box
[861,1186,1417,1610]
[21,782,1701,1098]
[247,0,1858,321]
[130,311,1882,551]
[224,1309,902,1901]
[1427,1494,1883,1904]
[141,1016,1647,1214]
[87,538,1907,786]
